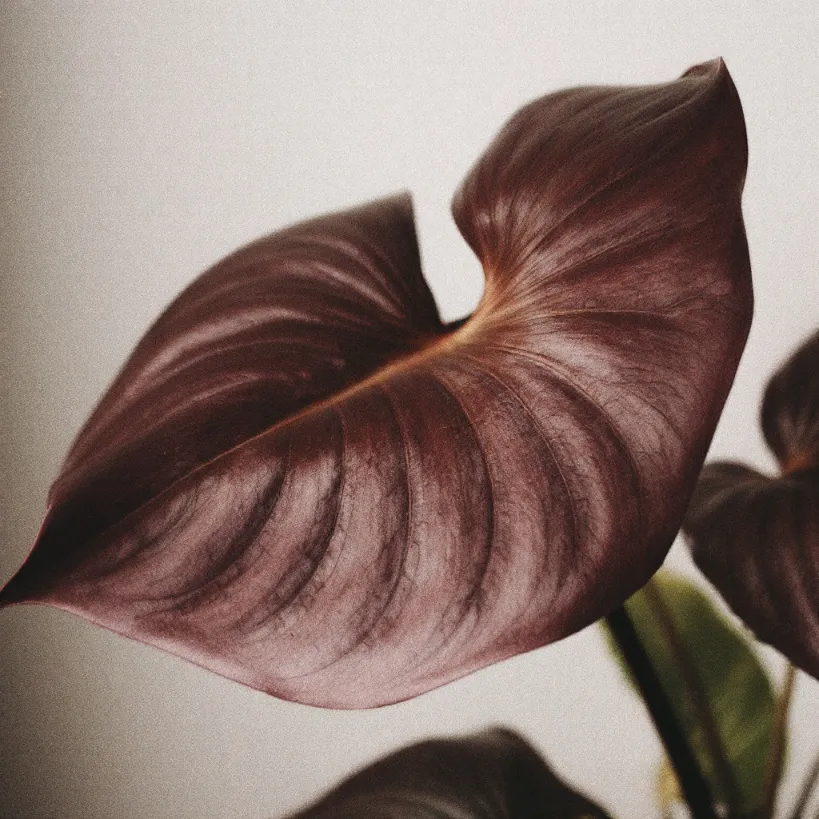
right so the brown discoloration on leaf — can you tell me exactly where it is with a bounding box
[1,60,752,707]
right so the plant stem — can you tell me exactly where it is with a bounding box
[787,749,819,819]
[762,663,797,818]
[643,579,742,816]
[606,605,718,819]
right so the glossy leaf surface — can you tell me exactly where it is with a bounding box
[0,60,752,707]
[285,727,612,819]
[685,330,819,680]
[603,572,775,815]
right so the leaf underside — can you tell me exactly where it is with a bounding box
[685,330,819,681]
[1,59,752,707]
[284,727,612,819]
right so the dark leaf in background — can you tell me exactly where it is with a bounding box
[1,60,752,707]
[602,571,775,816]
[762,329,819,473]
[284,727,612,819]
[685,331,819,680]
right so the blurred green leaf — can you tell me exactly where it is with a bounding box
[602,571,776,816]
[657,757,683,819]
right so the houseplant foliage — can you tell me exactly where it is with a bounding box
[279,320,819,818]
[0,58,751,709]
[594,329,819,819]
[684,329,819,679]
[278,558,818,819]
[291,327,819,818]
[7,58,817,819]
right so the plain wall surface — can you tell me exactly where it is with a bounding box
[1,3,817,818]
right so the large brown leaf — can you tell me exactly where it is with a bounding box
[0,59,752,707]
[283,727,612,819]
[684,331,819,679]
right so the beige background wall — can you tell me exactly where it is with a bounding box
[1,3,817,818]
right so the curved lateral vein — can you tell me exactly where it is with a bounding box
[273,407,349,657]
[424,371,496,638]
[457,350,580,578]
[152,445,292,615]
[344,381,414,652]
[483,342,643,493]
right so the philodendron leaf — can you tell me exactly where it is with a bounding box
[603,572,775,816]
[284,727,612,819]
[0,60,752,707]
[684,330,819,680]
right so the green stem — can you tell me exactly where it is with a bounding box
[606,606,718,819]
[762,663,797,818]
[643,579,742,816]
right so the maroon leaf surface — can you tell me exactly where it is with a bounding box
[284,727,612,819]
[761,329,819,473]
[684,331,819,679]
[1,59,752,707]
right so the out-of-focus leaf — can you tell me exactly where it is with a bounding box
[684,330,819,681]
[0,60,752,708]
[284,727,613,819]
[602,572,775,815]
[762,329,819,472]
[657,758,683,818]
